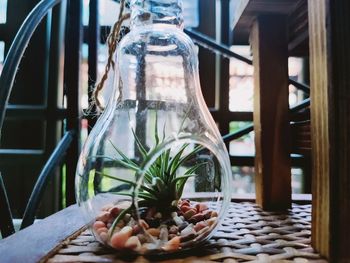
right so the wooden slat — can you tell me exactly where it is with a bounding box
[308,0,350,261]
[0,205,89,263]
[251,15,291,210]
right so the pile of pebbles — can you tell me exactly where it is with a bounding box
[92,199,218,253]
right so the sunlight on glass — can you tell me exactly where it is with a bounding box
[83,0,90,25]
[0,0,7,24]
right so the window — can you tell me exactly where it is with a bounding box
[0,0,7,24]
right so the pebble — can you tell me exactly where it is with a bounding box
[211,211,218,218]
[184,209,196,220]
[154,212,162,219]
[173,216,184,226]
[197,226,210,236]
[116,220,125,228]
[180,224,195,236]
[203,210,212,220]
[162,236,180,252]
[96,211,110,223]
[180,233,196,243]
[132,225,141,235]
[168,234,177,240]
[189,213,204,224]
[180,205,193,213]
[97,227,108,235]
[147,228,160,237]
[125,236,141,251]
[159,226,169,242]
[194,221,208,232]
[139,219,149,230]
[195,203,208,213]
[137,234,148,244]
[92,221,106,231]
[169,225,179,235]
[178,222,189,231]
[99,232,108,242]
[207,217,217,227]
[123,213,131,223]
[110,226,133,249]
[109,206,120,217]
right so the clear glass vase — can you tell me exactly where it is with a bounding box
[76,0,232,254]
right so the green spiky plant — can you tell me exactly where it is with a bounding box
[95,114,206,235]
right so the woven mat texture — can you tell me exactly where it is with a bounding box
[47,202,327,263]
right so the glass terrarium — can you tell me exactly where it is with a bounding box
[76,0,232,254]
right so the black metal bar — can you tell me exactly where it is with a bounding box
[0,149,43,165]
[64,0,82,206]
[223,98,310,143]
[87,0,99,130]
[0,173,15,238]
[21,130,74,229]
[184,29,310,94]
[0,0,62,135]
[230,154,308,167]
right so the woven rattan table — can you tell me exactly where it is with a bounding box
[45,202,325,263]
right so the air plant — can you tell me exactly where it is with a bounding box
[95,114,206,236]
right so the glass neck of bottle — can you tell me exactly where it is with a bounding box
[130,0,184,29]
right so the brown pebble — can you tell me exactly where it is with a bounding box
[147,228,160,237]
[137,234,148,244]
[139,219,149,230]
[123,213,131,223]
[92,220,106,231]
[97,227,108,235]
[154,212,162,219]
[99,232,108,242]
[96,212,111,223]
[211,211,218,218]
[189,213,204,223]
[195,203,208,213]
[168,234,177,240]
[207,217,217,227]
[125,236,141,251]
[169,225,179,234]
[203,210,212,220]
[180,205,192,213]
[109,206,120,217]
[110,226,133,249]
[194,221,208,232]
[132,225,141,235]
[197,226,210,236]
[162,236,181,252]
[184,209,197,220]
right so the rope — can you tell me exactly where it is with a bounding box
[93,0,130,111]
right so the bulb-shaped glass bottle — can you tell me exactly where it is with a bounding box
[76,0,232,254]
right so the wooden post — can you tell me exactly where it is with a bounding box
[308,0,350,261]
[250,15,291,210]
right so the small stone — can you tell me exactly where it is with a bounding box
[173,216,183,226]
[189,213,204,224]
[163,218,176,226]
[96,211,110,223]
[207,217,217,227]
[197,226,210,236]
[180,205,193,213]
[180,200,190,207]
[203,210,212,220]
[154,212,162,219]
[171,212,178,218]
[169,225,179,235]
[139,219,149,230]
[110,226,133,249]
[195,203,208,213]
[132,225,141,235]
[179,222,189,231]
[109,206,120,217]
[147,218,160,228]
[97,227,108,235]
[147,228,160,237]
[162,236,181,252]
[99,232,108,242]
[211,211,218,218]
[137,234,148,244]
[125,236,141,251]
[180,233,196,243]
[92,220,106,231]
[180,224,195,236]
[123,213,131,223]
[146,207,156,219]
[159,226,168,242]
[194,221,208,232]
[184,209,197,220]
[116,220,125,228]
[168,234,177,240]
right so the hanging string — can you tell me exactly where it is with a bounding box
[92,0,130,111]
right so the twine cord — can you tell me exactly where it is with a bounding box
[93,0,130,111]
